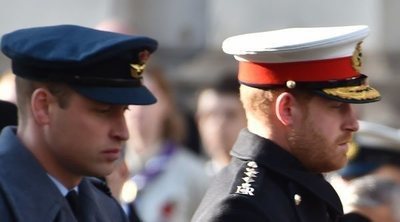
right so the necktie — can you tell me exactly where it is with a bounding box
[66,190,81,221]
[128,202,143,222]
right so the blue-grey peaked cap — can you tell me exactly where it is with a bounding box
[1,24,158,105]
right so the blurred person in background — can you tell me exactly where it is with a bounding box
[0,70,18,130]
[339,121,400,182]
[105,153,142,222]
[329,120,400,221]
[124,67,208,222]
[196,73,246,177]
[0,70,16,104]
[0,70,18,131]
[340,176,400,222]
[95,18,135,35]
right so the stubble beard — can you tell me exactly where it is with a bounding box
[288,120,347,173]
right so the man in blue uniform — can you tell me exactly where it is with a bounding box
[192,25,381,222]
[340,121,400,182]
[335,121,400,221]
[0,25,158,222]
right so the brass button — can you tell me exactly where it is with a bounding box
[286,80,296,89]
[294,194,302,206]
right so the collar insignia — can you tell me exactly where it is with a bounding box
[235,161,258,196]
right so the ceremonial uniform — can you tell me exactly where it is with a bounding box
[0,25,158,221]
[192,25,381,222]
[0,127,127,222]
[192,129,343,222]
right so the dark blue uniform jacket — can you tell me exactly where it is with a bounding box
[192,129,344,222]
[0,127,128,222]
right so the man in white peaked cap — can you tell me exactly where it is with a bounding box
[192,25,380,222]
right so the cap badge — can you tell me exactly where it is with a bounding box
[352,42,363,72]
[235,161,258,196]
[130,50,150,79]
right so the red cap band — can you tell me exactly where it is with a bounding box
[238,56,359,85]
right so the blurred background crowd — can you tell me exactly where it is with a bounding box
[2,1,400,221]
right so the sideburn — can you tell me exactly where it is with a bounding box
[46,84,72,109]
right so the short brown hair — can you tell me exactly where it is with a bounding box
[15,76,72,125]
[240,85,314,121]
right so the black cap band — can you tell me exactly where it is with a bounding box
[12,60,142,87]
[241,74,367,90]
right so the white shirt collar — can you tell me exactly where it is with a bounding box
[47,174,79,197]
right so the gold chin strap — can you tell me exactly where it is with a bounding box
[322,85,381,101]
[346,141,359,160]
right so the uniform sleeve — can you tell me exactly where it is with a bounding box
[339,212,372,222]
[0,187,16,222]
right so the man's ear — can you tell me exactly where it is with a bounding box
[275,92,296,126]
[31,88,54,125]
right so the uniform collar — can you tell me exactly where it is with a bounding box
[0,127,115,222]
[48,174,79,197]
[231,129,343,215]
[0,126,69,220]
[231,129,305,170]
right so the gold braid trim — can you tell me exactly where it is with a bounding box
[322,85,381,100]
